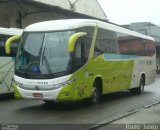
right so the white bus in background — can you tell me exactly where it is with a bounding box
[0,27,22,95]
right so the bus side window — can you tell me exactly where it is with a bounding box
[0,45,5,56]
[94,28,118,58]
[0,35,6,56]
[73,37,86,69]
[74,39,83,67]
[84,37,92,62]
[94,40,103,58]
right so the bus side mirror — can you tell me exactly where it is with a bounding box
[5,35,21,54]
[68,32,87,52]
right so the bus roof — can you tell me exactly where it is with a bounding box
[24,19,154,41]
[0,27,23,36]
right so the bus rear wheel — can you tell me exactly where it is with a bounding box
[130,76,144,94]
[90,82,101,105]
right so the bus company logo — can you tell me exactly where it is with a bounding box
[26,81,49,85]
[35,86,39,90]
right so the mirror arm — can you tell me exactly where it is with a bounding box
[68,32,86,52]
[5,35,21,54]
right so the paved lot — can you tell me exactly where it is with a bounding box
[0,76,160,130]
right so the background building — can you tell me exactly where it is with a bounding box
[123,22,160,71]
[0,0,107,28]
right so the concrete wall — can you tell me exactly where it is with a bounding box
[73,0,106,20]
[0,0,107,28]
[0,1,73,28]
[33,0,70,9]
[33,0,107,20]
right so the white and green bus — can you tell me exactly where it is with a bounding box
[0,27,22,95]
[6,19,156,104]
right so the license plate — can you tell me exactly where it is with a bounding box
[33,93,43,98]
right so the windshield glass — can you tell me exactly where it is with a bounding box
[15,31,74,78]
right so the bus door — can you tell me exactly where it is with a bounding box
[68,32,92,99]
[73,37,90,99]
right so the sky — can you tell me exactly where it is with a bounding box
[97,0,159,25]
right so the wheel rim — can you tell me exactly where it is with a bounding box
[91,87,98,104]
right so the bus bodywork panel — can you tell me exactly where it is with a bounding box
[0,57,14,94]
[0,27,23,95]
[88,55,134,94]
[13,54,155,101]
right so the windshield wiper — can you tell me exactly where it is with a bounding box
[43,55,53,74]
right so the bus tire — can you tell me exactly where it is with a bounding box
[130,76,144,94]
[90,81,101,105]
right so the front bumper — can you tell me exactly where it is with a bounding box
[13,83,74,102]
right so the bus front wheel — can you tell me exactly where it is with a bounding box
[90,82,101,104]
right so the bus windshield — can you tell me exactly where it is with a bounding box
[15,30,74,78]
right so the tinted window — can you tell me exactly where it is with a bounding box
[118,33,155,56]
[94,28,118,57]
[72,26,94,71]
[76,26,94,60]
[94,28,155,58]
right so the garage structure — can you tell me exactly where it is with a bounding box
[0,0,107,28]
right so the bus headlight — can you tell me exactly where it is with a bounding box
[61,78,76,86]
[53,78,76,88]
[15,81,23,88]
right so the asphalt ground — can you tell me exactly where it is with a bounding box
[0,76,160,130]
